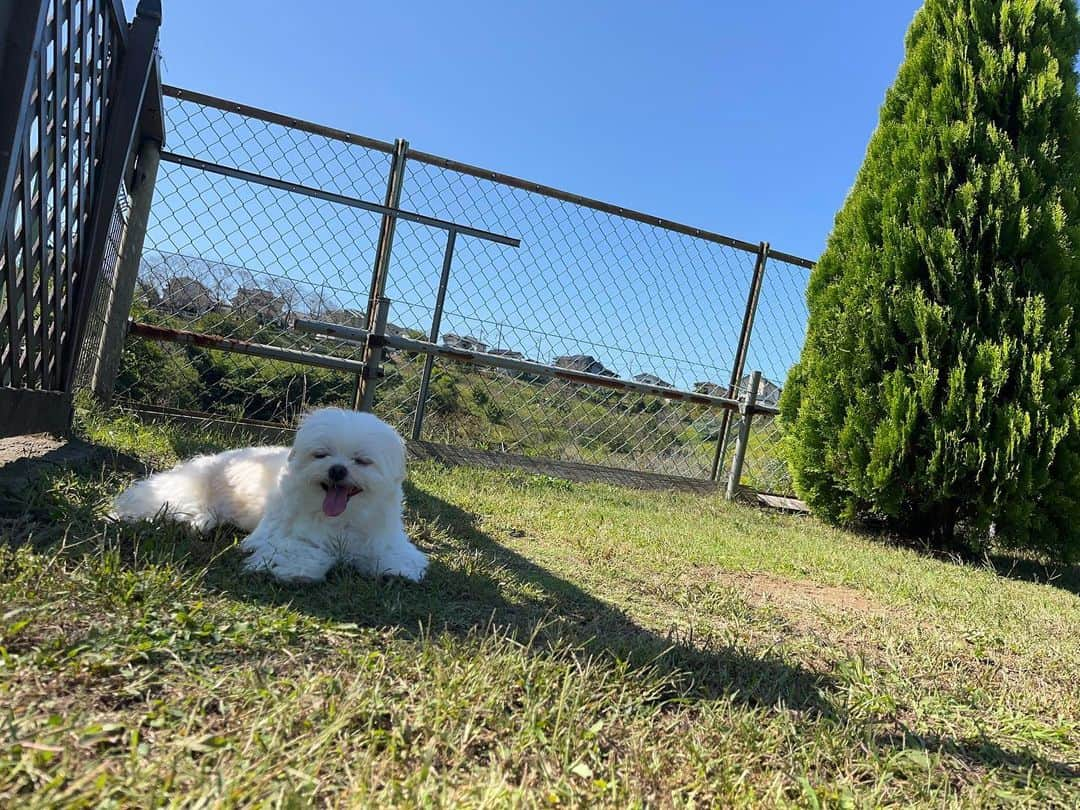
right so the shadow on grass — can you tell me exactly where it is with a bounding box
[205,480,835,712]
[833,514,1080,599]
[977,552,1080,597]
[5,456,832,714]
[875,729,1080,782]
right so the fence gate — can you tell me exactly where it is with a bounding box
[109,85,814,495]
[0,0,162,437]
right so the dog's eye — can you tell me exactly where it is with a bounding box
[353,457,373,466]
[312,451,329,459]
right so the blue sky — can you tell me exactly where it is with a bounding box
[156,1,923,260]
[144,1,926,389]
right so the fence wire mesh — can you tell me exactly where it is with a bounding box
[397,159,756,390]
[719,254,812,493]
[743,255,812,396]
[75,193,129,388]
[115,88,813,490]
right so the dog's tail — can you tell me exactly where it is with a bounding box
[110,457,217,532]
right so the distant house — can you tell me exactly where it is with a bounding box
[378,323,412,357]
[693,381,726,397]
[488,348,529,378]
[554,354,616,378]
[323,308,366,329]
[313,314,408,358]
[319,309,406,333]
[232,287,287,323]
[135,280,161,308]
[443,333,487,353]
[738,374,782,407]
[633,373,672,388]
[162,277,216,316]
[692,377,781,405]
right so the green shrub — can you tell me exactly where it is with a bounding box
[782,0,1080,558]
[428,371,463,416]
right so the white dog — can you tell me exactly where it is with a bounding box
[111,408,428,583]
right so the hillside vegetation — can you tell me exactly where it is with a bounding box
[117,296,789,490]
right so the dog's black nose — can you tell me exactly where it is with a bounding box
[328,464,347,482]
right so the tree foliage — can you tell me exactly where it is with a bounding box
[782,0,1080,557]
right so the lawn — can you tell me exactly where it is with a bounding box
[2,408,1079,807]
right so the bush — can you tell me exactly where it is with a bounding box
[781,0,1080,558]
[427,371,462,416]
[114,338,201,411]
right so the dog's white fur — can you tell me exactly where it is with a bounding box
[111,408,427,583]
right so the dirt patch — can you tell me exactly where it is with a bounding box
[0,433,146,473]
[0,433,68,466]
[723,571,884,616]
[0,433,147,508]
[671,567,888,619]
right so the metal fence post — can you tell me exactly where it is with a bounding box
[355,137,408,409]
[711,241,769,481]
[358,296,390,413]
[411,228,456,440]
[90,138,161,400]
[726,370,761,500]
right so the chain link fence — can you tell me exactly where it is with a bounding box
[735,254,812,493]
[74,195,129,388]
[113,86,814,492]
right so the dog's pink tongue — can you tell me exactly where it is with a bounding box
[322,485,349,517]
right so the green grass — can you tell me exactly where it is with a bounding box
[2,408,1079,806]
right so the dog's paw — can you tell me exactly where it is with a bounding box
[383,547,429,582]
[184,512,219,535]
[270,569,324,585]
[241,538,334,584]
[243,556,328,584]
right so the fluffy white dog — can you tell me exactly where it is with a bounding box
[111,408,428,583]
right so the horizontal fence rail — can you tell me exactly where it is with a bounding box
[293,315,780,415]
[130,314,782,416]
[406,148,816,271]
[129,319,372,375]
[160,85,397,156]
[159,151,521,247]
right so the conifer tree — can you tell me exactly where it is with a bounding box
[781,0,1080,557]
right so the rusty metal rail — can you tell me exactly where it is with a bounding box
[128,320,371,374]
[131,314,773,413]
[291,315,780,416]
